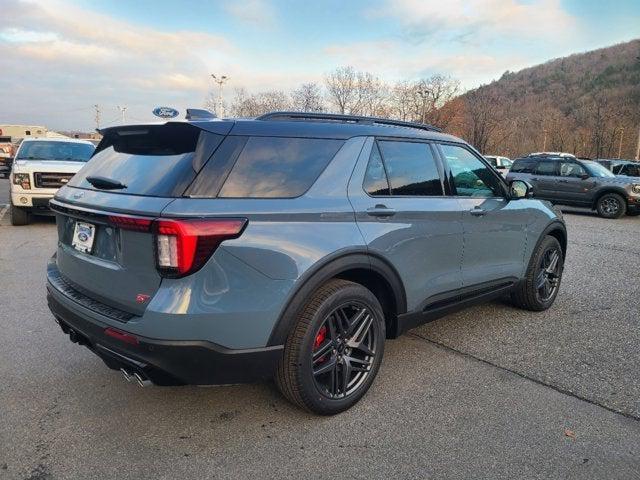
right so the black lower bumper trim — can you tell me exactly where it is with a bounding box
[47,288,284,386]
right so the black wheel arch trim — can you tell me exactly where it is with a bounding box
[529,220,567,266]
[593,188,629,209]
[267,249,407,346]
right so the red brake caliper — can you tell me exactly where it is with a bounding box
[314,325,327,362]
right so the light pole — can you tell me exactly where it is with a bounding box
[117,105,128,124]
[542,128,548,151]
[635,124,640,161]
[417,88,429,124]
[211,74,229,117]
[617,127,624,159]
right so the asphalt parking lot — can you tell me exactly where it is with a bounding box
[1,176,639,479]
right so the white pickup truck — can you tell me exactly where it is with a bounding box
[9,138,95,225]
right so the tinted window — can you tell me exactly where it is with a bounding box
[363,143,390,196]
[17,141,94,162]
[510,159,536,173]
[536,161,557,176]
[485,156,498,167]
[440,144,502,197]
[218,137,343,198]
[70,124,215,197]
[558,161,585,177]
[377,141,442,196]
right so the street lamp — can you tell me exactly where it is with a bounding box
[211,74,229,117]
[417,88,430,124]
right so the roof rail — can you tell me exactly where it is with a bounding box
[256,111,442,132]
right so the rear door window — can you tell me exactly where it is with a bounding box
[377,140,443,196]
[535,161,558,176]
[216,137,344,198]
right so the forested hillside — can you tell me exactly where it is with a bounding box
[449,39,640,158]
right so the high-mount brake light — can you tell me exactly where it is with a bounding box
[154,218,247,277]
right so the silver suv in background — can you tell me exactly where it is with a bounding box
[46,112,567,414]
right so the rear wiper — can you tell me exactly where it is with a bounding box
[86,175,127,190]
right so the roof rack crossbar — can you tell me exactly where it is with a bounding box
[256,111,441,132]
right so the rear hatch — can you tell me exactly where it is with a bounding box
[52,122,230,316]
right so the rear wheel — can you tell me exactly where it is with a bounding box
[596,193,626,219]
[512,235,563,311]
[10,202,30,226]
[276,279,385,415]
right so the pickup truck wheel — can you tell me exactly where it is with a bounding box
[512,235,563,311]
[596,193,626,219]
[10,202,31,226]
[276,279,385,415]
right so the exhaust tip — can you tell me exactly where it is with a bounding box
[133,372,152,388]
[121,368,133,382]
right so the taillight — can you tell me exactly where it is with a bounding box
[108,215,152,232]
[153,218,247,277]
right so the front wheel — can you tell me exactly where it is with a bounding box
[596,193,626,219]
[276,279,385,415]
[512,235,564,311]
[10,202,30,226]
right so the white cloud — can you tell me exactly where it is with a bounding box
[224,0,276,28]
[377,0,577,42]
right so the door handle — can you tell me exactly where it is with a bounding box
[469,207,486,216]
[366,205,396,217]
[558,179,569,183]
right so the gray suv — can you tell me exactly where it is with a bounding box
[507,156,640,218]
[46,112,567,414]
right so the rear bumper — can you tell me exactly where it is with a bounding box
[47,284,284,386]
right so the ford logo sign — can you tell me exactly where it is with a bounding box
[152,106,179,119]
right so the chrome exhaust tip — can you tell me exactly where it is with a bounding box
[133,372,152,388]
[121,368,133,383]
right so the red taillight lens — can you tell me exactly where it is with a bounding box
[154,218,247,277]
[108,215,153,232]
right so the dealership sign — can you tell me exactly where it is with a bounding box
[152,107,179,119]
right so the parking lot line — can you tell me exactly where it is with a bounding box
[0,204,8,221]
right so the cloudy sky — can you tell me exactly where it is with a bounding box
[1,0,639,131]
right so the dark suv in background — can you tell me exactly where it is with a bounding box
[46,111,567,414]
[507,155,640,218]
[594,159,640,178]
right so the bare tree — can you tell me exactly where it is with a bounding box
[324,66,359,114]
[229,88,291,117]
[291,83,324,112]
[462,87,502,154]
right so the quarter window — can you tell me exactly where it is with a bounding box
[218,137,344,198]
[377,141,443,196]
[440,144,502,197]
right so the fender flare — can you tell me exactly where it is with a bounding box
[526,220,567,268]
[267,250,407,346]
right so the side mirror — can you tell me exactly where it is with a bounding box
[509,179,533,199]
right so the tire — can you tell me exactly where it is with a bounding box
[596,193,626,219]
[275,279,386,415]
[10,202,30,226]
[512,235,563,311]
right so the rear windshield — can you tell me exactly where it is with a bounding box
[16,141,94,162]
[69,124,222,197]
[189,136,344,198]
